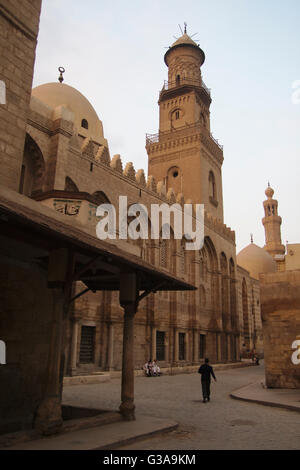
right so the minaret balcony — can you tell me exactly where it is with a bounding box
[162,78,210,95]
[159,78,211,104]
[146,121,223,152]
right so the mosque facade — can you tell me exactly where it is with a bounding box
[20,31,268,376]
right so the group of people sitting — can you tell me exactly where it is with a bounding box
[143,359,161,377]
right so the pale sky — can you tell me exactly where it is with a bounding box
[32,0,300,253]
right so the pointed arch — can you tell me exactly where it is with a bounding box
[20,133,45,196]
[64,176,79,192]
[92,191,111,205]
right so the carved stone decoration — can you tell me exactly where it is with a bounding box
[81,137,95,158]
[95,146,110,165]
[69,129,81,152]
[176,192,185,207]
[147,175,157,193]
[167,187,176,204]
[123,162,136,181]
[157,181,167,197]
[53,199,81,216]
[136,169,146,187]
[110,154,123,173]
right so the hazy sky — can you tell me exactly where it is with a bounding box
[32,0,300,253]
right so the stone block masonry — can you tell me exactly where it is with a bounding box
[0,0,42,191]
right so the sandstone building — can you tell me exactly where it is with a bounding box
[18,30,265,377]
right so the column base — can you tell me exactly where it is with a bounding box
[119,401,136,421]
[34,396,63,436]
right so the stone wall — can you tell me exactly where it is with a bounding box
[0,0,42,191]
[260,270,300,389]
[0,255,55,434]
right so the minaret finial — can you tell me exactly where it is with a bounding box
[268,181,270,187]
[250,233,253,244]
[184,22,187,34]
[58,66,65,83]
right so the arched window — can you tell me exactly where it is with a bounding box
[209,171,217,205]
[81,119,88,129]
[176,74,181,86]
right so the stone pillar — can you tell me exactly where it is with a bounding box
[193,330,199,363]
[174,329,179,362]
[151,327,156,360]
[70,317,79,376]
[185,331,189,362]
[227,334,231,362]
[119,272,137,421]
[107,323,114,370]
[34,288,65,435]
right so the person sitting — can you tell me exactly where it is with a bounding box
[152,359,161,376]
[143,359,153,376]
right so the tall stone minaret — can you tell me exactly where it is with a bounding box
[262,184,285,257]
[146,27,224,221]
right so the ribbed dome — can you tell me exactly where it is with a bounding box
[171,33,198,48]
[31,83,104,143]
[237,243,276,280]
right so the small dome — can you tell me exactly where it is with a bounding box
[265,185,274,199]
[164,33,205,66]
[171,33,198,48]
[237,243,276,280]
[31,83,104,143]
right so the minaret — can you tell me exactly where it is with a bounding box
[262,184,285,257]
[146,27,224,221]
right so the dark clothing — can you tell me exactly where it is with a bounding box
[198,363,216,401]
[201,381,211,400]
[198,363,216,382]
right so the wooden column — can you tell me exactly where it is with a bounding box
[34,248,73,435]
[34,287,65,434]
[119,272,137,421]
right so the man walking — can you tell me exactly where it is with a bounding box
[198,358,217,403]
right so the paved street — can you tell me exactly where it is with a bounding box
[62,363,300,450]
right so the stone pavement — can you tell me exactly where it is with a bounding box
[4,415,178,450]
[3,361,300,450]
[231,380,300,413]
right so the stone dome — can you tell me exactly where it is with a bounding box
[265,185,274,199]
[171,33,198,48]
[164,33,205,66]
[237,243,276,280]
[31,82,104,143]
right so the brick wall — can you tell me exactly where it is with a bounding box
[0,0,42,190]
[0,255,55,434]
[260,270,300,389]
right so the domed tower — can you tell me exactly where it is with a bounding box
[146,27,224,221]
[262,184,285,257]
